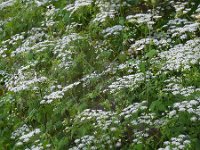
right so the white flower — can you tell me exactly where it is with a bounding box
[169,110,176,118]
[115,142,121,147]
[183,140,191,145]
[110,127,117,131]
[0,0,15,10]
[190,100,198,105]
[179,107,186,112]
[102,25,124,37]
[190,116,197,122]
[16,141,23,146]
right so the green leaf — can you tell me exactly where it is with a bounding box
[134,143,144,150]
[119,17,125,25]
[139,62,146,73]
[146,49,157,58]
[150,100,166,112]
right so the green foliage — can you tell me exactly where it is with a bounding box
[0,0,200,149]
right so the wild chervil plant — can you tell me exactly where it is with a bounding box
[0,0,200,149]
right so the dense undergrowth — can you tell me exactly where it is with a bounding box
[0,0,200,149]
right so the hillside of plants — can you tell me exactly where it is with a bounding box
[0,0,200,149]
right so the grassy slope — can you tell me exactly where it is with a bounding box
[0,0,200,149]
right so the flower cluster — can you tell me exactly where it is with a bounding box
[104,73,145,94]
[53,33,82,69]
[74,109,117,130]
[41,4,57,28]
[0,32,25,57]
[168,22,199,40]
[40,81,80,104]
[69,134,122,150]
[128,37,169,55]
[9,28,49,57]
[126,13,155,28]
[102,25,124,37]
[18,128,41,143]
[69,135,97,150]
[34,0,52,7]
[163,83,200,97]
[159,38,200,71]
[120,101,147,119]
[11,124,30,140]
[0,0,15,10]
[93,0,128,23]
[158,134,191,150]
[65,0,93,16]
[66,22,83,31]
[6,64,47,92]
[11,124,42,147]
[168,98,200,121]
[173,1,192,15]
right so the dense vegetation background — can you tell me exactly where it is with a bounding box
[0,0,200,149]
